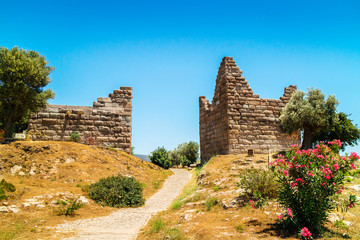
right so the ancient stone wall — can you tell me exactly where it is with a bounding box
[28,87,132,154]
[199,57,300,161]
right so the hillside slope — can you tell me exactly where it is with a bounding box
[138,154,360,240]
[0,141,171,240]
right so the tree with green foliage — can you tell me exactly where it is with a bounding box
[149,146,172,169]
[279,88,338,149]
[313,112,360,149]
[178,141,199,164]
[0,47,55,138]
[169,141,199,167]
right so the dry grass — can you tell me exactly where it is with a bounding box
[0,141,172,240]
[137,154,360,240]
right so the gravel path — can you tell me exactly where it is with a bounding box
[56,169,192,240]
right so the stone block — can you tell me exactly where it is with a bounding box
[42,119,58,125]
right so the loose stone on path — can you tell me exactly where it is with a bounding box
[56,169,192,240]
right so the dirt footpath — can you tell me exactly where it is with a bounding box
[56,169,192,240]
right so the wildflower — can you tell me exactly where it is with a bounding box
[317,155,324,159]
[284,170,289,176]
[287,208,293,218]
[351,164,357,169]
[295,178,304,183]
[333,163,339,171]
[350,152,360,160]
[249,200,255,209]
[291,182,297,188]
[308,171,314,177]
[278,214,283,219]
[300,227,312,238]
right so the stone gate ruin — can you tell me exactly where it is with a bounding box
[199,57,300,161]
[28,87,132,154]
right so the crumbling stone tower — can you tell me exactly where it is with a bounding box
[199,57,300,161]
[28,87,133,154]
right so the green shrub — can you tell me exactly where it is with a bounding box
[178,141,199,165]
[235,223,245,233]
[171,199,184,210]
[0,179,15,200]
[149,146,172,169]
[205,197,217,211]
[334,220,349,230]
[270,141,359,236]
[70,132,81,142]
[170,141,199,167]
[149,217,167,233]
[165,227,186,240]
[214,186,220,192]
[88,175,145,207]
[238,168,279,208]
[55,197,84,216]
[350,169,360,178]
[179,155,191,167]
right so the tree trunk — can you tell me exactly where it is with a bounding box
[302,127,313,150]
[4,117,15,139]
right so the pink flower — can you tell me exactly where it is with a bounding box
[287,208,293,218]
[308,171,314,177]
[317,155,325,159]
[291,182,297,188]
[350,152,360,160]
[278,214,283,219]
[295,178,304,184]
[325,175,331,180]
[301,227,312,238]
[334,163,339,171]
[333,182,336,186]
[351,164,357,169]
[249,200,255,209]
[284,170,289,176]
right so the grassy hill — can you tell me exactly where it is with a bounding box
[138,154,360,240]
[0,141,171,240]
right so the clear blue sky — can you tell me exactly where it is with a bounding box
[1,0,359,155]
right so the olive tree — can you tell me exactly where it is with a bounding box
[0,47,55,138]
[313,112,360,149]
[279,88,338,149]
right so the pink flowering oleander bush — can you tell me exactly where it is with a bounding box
[269,140,359,236]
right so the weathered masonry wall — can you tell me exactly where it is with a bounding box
[28,87,132,154]
[199,57,300,161]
